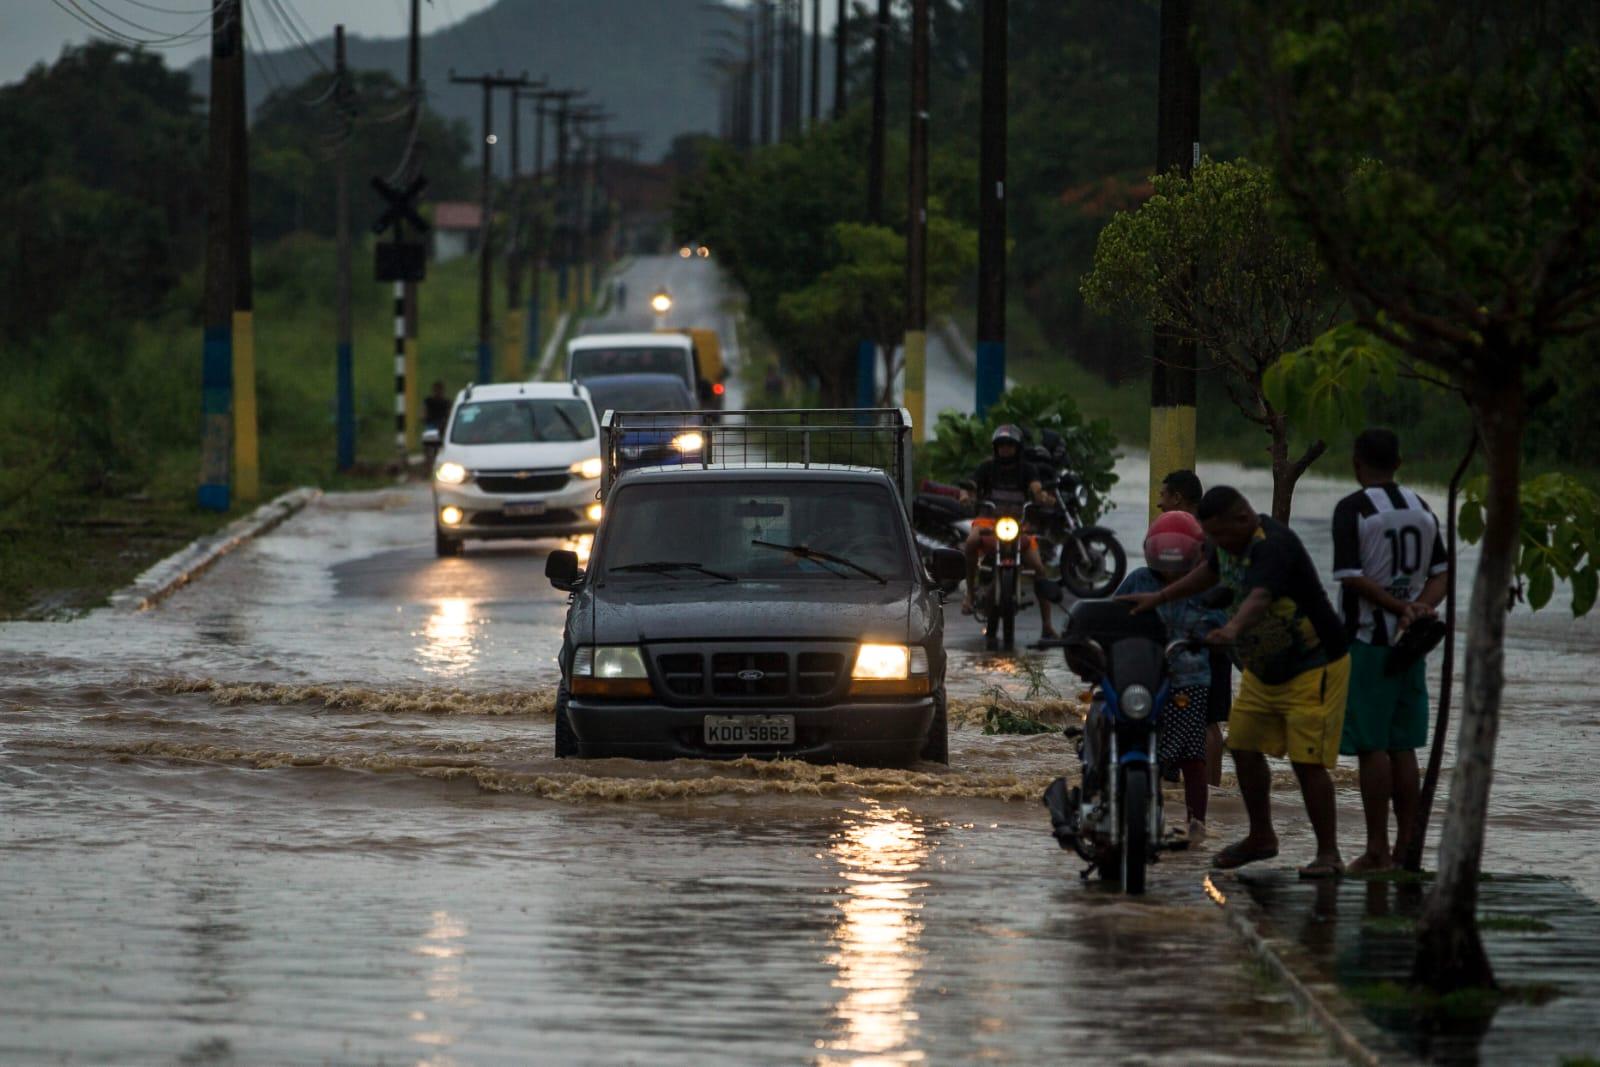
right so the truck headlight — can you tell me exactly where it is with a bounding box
[570,457,603,479]
[1120,684,1154,721]
[671,431,704,453]
[995,517,1021,542]
[571,645,652,698]
[435,461,468,485]
[850,644,930,696]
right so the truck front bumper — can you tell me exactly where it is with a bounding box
[566,697,937,766]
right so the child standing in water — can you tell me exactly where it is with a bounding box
[1114,511,1225,841]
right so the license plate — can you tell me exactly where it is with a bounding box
[703,715,795,746]
[503,501,547,517]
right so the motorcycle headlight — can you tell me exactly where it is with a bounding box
[435,461,468,485]
[570,457,603,479]
[995,517,1021,542]
[1121,684,1154,721]
[671,431,704,453]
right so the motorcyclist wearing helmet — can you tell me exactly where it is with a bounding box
[959,425,1056,635]
[1113,511,1228,841]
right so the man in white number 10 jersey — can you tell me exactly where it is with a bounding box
[1332,428,1450,874]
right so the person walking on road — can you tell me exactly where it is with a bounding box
[1332,429,1450,874]
[1122,486,1351,878]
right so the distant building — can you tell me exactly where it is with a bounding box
[432,202,482,262]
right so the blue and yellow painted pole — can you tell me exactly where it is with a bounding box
[232,309,258,502]
[856,340,876,408]
[199,326,232,512]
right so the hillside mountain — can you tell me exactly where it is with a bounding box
[189,0,831,164]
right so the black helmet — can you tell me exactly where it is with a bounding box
[991,424,1024,449]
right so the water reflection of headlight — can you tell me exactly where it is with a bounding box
[417,598,478,676]
[821,806,928,1063]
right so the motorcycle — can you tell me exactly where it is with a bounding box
[971,500,1032,652]
[1023,431,1126,599]
[1042,598,1194,894]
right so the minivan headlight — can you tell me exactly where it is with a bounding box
[435,461,468,485]
[570,457,603,479]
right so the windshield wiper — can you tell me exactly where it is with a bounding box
[608,560,739,582]
[749,540,887,584]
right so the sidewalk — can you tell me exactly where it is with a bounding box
[1223,868,1600,1065]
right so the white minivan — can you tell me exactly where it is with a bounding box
[566,332,698,395]
[425,381,604,557]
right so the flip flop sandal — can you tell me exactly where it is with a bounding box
[1212,841,1279,870]
[1297,861,1346,880]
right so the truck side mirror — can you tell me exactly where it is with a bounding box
[421,427,442,447]
[928,547,965,590]
[546,549,583,591]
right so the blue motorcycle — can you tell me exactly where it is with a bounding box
[1043,599,1196,894]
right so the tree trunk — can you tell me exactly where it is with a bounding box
[1403,432,1479,872]
[1265,413,1325,523]
[1412,369,1524,992]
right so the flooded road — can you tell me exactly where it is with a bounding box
[3,258,1595,1061]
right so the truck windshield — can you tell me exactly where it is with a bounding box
[599,480,911,581]
[450,399,595,445]
[570,346,691,384]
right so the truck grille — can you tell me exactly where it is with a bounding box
[649,645,850,704]
[476,470,569,494]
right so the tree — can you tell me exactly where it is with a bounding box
[1224,0,1600,990]
[778,217,976,403]
[1080,158,1342,521]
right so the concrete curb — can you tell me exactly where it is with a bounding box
[1205,872,1419,1067]
[934,314,977,374]
[108,487,320,612]
[536,310,573,380]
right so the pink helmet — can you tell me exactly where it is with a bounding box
[1144,511,1205,577]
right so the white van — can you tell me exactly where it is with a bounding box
[566,332,698,395]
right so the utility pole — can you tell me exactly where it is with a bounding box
[450,70,534,385]
[867,0,888,223]
[401,0,422,460]
[199,0,241,511]
[503,77,546,382]
[758,1,774,145]
[1148,0,1200,517]
[833,0,847,118]
[231,0,257,503]
[809,0,821,124]
[334,25,355,472]
[777,0,795,139]
[904,0,928,442]
[975,0,1007,416]
[858,0,890,407]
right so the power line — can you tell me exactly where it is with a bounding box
[76,0,221,39]
[52,0,221,46]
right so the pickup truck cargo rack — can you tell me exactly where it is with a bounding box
[599,408,915,513]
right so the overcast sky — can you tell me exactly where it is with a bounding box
[1,1,495,87]
[2,1,836,88]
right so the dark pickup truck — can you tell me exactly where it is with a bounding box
[545,409,965,765]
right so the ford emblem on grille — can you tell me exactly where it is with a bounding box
[737,669,765,682]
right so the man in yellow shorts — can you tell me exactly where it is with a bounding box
[1122,486,1351,878]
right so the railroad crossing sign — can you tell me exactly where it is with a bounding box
[372,175,429,282]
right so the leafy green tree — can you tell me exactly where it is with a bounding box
[778,217,976,403]
[250,69,474,242]
[922,385,1119,523]
[1082,158,1342,521]
[1226,0,1600,990]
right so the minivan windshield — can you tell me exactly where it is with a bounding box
[449,398,595,445]
[599,480,910,581]
[583,376,694,414]
[570,346,692,384]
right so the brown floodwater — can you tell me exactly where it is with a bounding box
[1,440,1593,1064]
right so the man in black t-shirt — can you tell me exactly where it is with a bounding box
[1123,486,1350,878]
